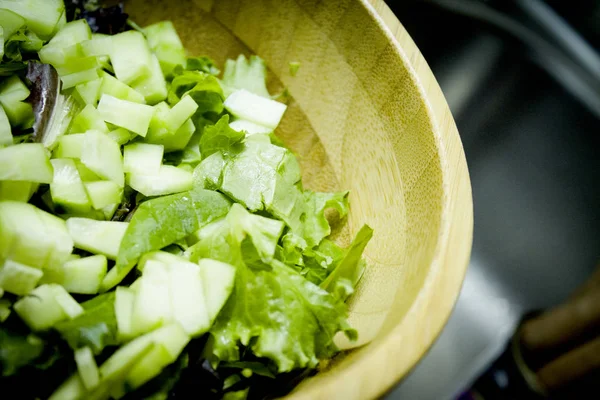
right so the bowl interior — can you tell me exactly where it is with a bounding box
[126,0,470,398]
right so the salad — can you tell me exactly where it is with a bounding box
[0,1,373,399]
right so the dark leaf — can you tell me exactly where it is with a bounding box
[66,0,130,35]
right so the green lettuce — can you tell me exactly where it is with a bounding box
[199,115,244,158]
[167,70,224,118]
[220,55,270,98]
[0,326,45,376]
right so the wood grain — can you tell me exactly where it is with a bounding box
[126,0,473,398]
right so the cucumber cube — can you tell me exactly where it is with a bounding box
[66,218,128,259]
[131,54,168,105]
[109,31,153,85]
[123,143,164,175]
[126,165,193,197]
[75,161,101,182]
[10,4,79,40]
[100,72,145,104]
[50,158,92,213]
[48,374,85,400]
[55,56,100,76]
[0,201,73,269]
[0,104,12,145]
[54,288,84,318]
[115,286,135,340]
[106,127,135,146]
[81,130,124,187]
[224,89,287,129]
[198,259,237,322]
[61,68,100,90]
[0,299,10,322]
[164,95,198,132]
[0,27,3,59]
[74,347,100,390]
[0,8,25,39]
[169,263,210,336]
[84,181,123,210]
[0,76,30,104]
[144,21,186,78]
[2,100,33,128]
[97,94,154,137]
[70,105,109,133]
[101,203,119,221]
[0,259,43,295]
[229,119,273,135]
[62,255,107,294]
[145,115,195,152]
[0,181,35,202]
[54,134,85,159]
[0,143,53,183]
[131,261,171,336]
[73,78,102,107]
[81,36,112,57]
[13,284,74,330]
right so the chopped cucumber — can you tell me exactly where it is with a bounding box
[76,161,101,181]
[50,158,92,213]
[0,201,73,269]
[97,94,154,137]
[0,143,53,183]
[131,54,168,105]
[62,255,107,294]
[75,347,100,390]
[224,89,287,129]
[137,251,188,272]
[169,262,210,336]
[145,103,196,152]
[0,104,12,145]
[0,181,35,202]
[0,27,3,59]
[55,56,100,76]
[73,78,103,107]
[109,31,153,85]
[1,100,33,128]
[0,298,10,322]
[81,36,113,57]
[123,143,164,175]
[61,68,100,90]
[48,19,91,48]
[54,134,85,158]
[55,288,85,318]
[84,181,123,210]
[13,284,79,330]
[229,119,273,135]
[198,259,237,322]
[0,75,29,104]
[115,286,135,340]
[66,218,128,260]
[70,105,109,133]
[81,130,124,187]
[0,259,44,295]
[144,21,186,78]
[100,72,145,104]
[106,128,135,145]
[131,261,171,336]
[101,203,119,221]
[165,95,198,132]
[126,165,193,197]
[5,2,74,40]
[0,8,25,39]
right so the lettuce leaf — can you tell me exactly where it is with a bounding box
[221,55,270,98]
[302,190,349,248]
[0,326,45,376]
[199,115,244,158]
[167,70,224,119]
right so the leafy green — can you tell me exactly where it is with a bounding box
[167,70,224,118]
[183,56,220,76]
[0,326,45,376]
[302,190,349,248]
[3,29,44,62]
[221,55,270,98]
[0,61,27,77]
[199,115,244,158]
[54,292,118,354]
[193,151,226,190]
[322,225,373,301]
[188,188,232,229]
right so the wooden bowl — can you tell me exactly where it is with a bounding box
[127,0,474,398]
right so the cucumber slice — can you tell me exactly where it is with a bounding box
[0,104,12,146]
[124,323,190,389]
[66,218,128,259]
[144,21,186,78]
[126,165,193,197]
[76,161,101,182]
[81,130,124,187]
[73,78,102,107]
[106,128,135,145]
[84,181,123,210]
[123,143,164,175]
[70,104,109,133]
[168,117,196,152]
[169,263,210,336]
[164,95,198,132]
[100,72,145,104]
[48,374,85,400]
[13,284,75,330]
[229,119,273,135]
[81,36,112,57]
[137,251,190,272]
[0,181,35,202]
[55,287,84,318]
[97,94,154,137]
[131,54,168,105]
[4,2,74,40]
[109,31,153,85]
[0,27,3,59]
[50,158,92,213]
[101,203,119,221]
[0,76,30,104]
[1,100,33,128]
[75,347,100,390]
[145,103,196,151]
[115,286,135,340]
[62,254,107,294]
[0,143,53,183]
[54,133,85,158]
[131,261,171,336]
[61,68,100,90]
[198,259,237,322]
[0,299,10,322]
[0,76,33,128]
[0,8,25,39]
[0,259,43,295]
[224,89,287,129]
[55,56,100,76]
[0,201,73,269]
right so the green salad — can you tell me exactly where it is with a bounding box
[0,1,373,399]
